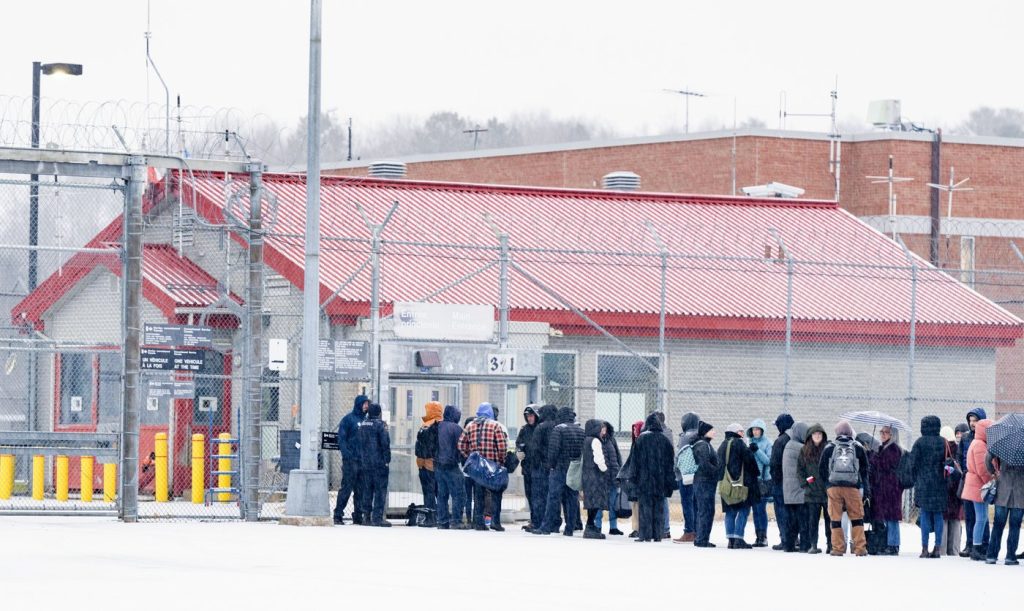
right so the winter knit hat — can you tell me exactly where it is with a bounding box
[834,420,855,438]
[954,423,970,435]
[727,422,744,436]
[940,425,956,442]
[697,421,715,439]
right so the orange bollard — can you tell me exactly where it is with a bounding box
[56,456,69,501]
[0,454,13,500]
[103,463,116,502]
[32,455,44,500]
[217,433,232,502]
[155,432,168,502]
[80,456,94,502]
[191,434,204,504]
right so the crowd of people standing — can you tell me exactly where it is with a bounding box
[331,395,1024,563]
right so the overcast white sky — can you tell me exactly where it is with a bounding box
[2,0,1022,138]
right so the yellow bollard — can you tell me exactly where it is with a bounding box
[80,456,94,503]
[217,433,232,502]
[0,454,14,500]
[191,433,204,504]
[103,463,116,502]
[56,455,69,502]
[155,432,169,502]
[32,455,44,500]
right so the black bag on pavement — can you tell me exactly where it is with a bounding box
[865,520,888,555]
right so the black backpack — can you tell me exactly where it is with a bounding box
[897,449,914,490]
[414,423,438,460]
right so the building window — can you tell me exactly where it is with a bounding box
[960,236,976,288]
[541,352,576,408]
[595,354,659,434]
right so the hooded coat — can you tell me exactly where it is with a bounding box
[435,405,463,467]
[632,413,676,498]
[528,405,560,471]
[356,403,390,468]
[782,422,810,504]
[797,424,828,504]
[910,416,949,513]
[582,420,620,510]
[547,407,584,471]
[692,421,721,484]
[516,405,541,470]
[747,419,772,483]
[770,413,795,487]
[415,401,444,471]
[676,412,700,479]
[717,431,761,510]
[337,395,368,461]
[870,429,904,521]
[959,408,988,471]
[961,418,994,503]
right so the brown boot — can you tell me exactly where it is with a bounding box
[851,523,868,556]
[830,523,846,556]
[673,532,696,544]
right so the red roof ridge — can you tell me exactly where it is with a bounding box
[194,170,839,210]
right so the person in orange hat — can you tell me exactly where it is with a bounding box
[415,401,444,526]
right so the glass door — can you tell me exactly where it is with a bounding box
[386,381,459,506]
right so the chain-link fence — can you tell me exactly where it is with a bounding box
[3,150,1023,524]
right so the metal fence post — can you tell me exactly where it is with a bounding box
[369,224,382,400]
[498,232,510,350]
[243,163,264,521]
[119,155,145,522]
[769,229,793,409]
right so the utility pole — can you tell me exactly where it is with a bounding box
[284,0,330,523]
[867,155,913,240]
[664,87,705,134]
[463,125,488,150]
[347,117,353,161]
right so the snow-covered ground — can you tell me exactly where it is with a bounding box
[0,516,1019,610]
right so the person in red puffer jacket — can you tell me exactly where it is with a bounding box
[961,418,994,560]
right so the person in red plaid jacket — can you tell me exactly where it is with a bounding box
[458,403,508,531]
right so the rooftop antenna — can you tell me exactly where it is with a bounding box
[784,78,841,201]
[144,0,170,154]
[463,125,488,150]
[867,155,913,240]
[347,117,353,161]
[926,166,973,265]
[663,87,705,134]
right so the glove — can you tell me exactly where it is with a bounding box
[748,443,759,454]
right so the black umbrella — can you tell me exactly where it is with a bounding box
[986,413,1024,467]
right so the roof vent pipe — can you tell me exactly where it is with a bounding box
[602,171,641,191]
[368,161,407,179]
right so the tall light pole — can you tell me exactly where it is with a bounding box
[284,0,331,522]
[30,62,83,290]
[664,87,705,134]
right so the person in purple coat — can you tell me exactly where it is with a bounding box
[870,425,904,555]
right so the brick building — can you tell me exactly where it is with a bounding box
[324,129,1024,411]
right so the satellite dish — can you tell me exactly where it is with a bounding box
[4,353,17,375]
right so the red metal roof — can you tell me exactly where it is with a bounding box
[177,173,1021,346]
[14,232,242,328]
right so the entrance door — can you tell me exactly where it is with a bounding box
[386,381,459,506]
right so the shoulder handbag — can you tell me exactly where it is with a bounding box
[981,459,1000,505]
[463,421,509,492]
[615,485,633,519]
[566,433,584,492]
[718,439,749,506]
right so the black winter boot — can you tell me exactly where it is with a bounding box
[753,530,768,548]
[733,539,752,549]
[971,544,987,561]
[727,539,736,549]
